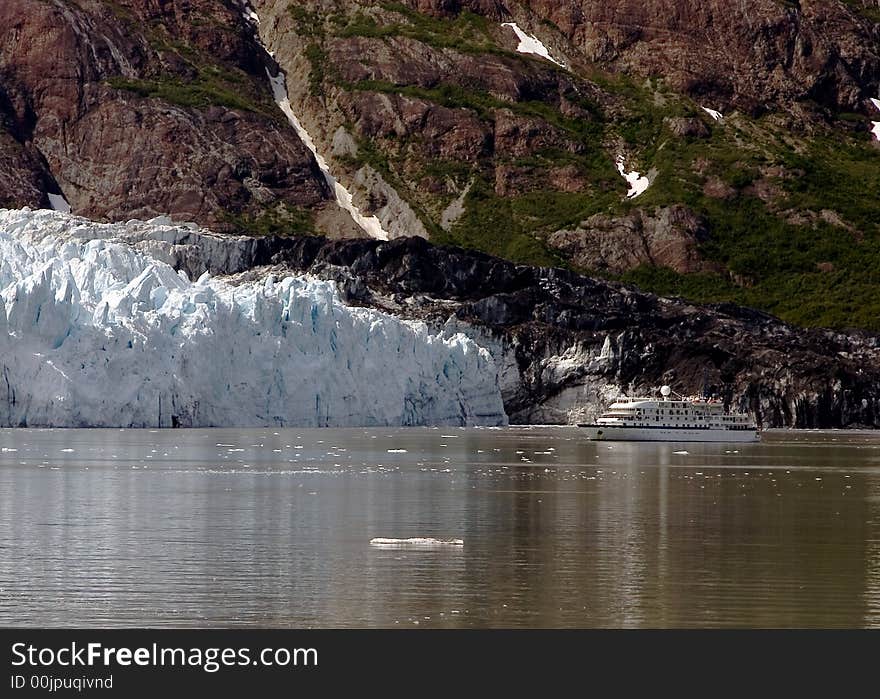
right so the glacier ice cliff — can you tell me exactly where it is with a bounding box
[0,208,507,427]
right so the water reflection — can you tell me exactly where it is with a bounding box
[0,427,878,628]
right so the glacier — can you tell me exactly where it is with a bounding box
[0,208,507,428]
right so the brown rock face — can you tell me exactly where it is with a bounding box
[403,0,507,19]
[548,206,716,274]
[520,0,880,114]
[0,0,334,232]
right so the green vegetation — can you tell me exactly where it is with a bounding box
[432,177,565,266]
[221,204,316,238]
[304,43,329,96]
[338,2,496,54]
[351,79,603,141]
[287,6,323,37]
[613,106,880,330]
[108,21,281,120]
[106,74,279,119]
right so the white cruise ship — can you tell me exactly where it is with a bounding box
[579,386,759,443]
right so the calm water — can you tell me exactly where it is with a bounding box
[1,427,878,628]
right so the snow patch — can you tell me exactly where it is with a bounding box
[238,0,393,242]
[47,193,71,214]
[870,98,880,142]
[615,156,650,198]
[0,208,507,428]
[702,107,723,121]
[501,22,565,67]
[266,70,390,241]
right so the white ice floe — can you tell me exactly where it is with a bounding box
[47,193,71,214]
[501,22,565,67]
[615,156,650,198]
[0,208,507,428]
[369,538,464,547]
[702,107,723,121]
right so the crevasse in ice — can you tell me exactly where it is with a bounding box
[0,208,507,428]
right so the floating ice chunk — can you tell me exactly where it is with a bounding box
[616,156,650,198]
[266,70,390,240]
[501,22,565,67]
[370,537,464,547]
[47,193,71,214]
[673,450,689,455]
[702,107,723,121]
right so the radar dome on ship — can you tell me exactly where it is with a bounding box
[660,386,672,397]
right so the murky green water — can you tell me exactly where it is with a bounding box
[1,427,878,628]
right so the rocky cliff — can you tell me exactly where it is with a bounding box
[0,0,369,236]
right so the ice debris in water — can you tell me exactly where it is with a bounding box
[370,538,464,547]
[0,208,507,428]
[501,22,565,67]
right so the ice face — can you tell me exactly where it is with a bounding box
[0,208,507,428]
[46,193,71,214]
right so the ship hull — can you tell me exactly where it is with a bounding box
[578,425,760,443]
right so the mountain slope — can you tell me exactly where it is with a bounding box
[2,0,880,330]
[0,0,366,236]
[252,0,880,330]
